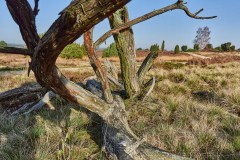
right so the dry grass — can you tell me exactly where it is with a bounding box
[0,60,240,159]
[127,62,240,159]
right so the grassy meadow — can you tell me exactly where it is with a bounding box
[0,61,240,159]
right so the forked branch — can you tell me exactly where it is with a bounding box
[176,0,217,19]
[94,1,217,48]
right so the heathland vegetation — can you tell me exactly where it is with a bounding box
[0,60,239,159]
[0,1,240,160]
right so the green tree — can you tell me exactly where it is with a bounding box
[181,45,188,52]
[214,46,222,52]
[174,45,180,54]
[194,44,200,51]
[102,43,118,57]
[161,40,165,52]
[231,45,235,52]
[221,42,235,52]
[60,43,86,59]
[205,43,213,50]
[0,41,8,48]
[150,43,160,53]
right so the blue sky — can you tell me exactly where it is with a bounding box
[0,0,239,50]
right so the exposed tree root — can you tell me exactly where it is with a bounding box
[0,83,47,112]
[23,91,56,114]
[11,102,34,116]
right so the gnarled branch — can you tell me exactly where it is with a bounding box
[108,6,140,98]
[95,1,216,48]
[138,52,158,84]
[84,29,113,103]
[177,2,217,19]
[0,47,31,56]
[6,0,39,51]
[33,0,40,16]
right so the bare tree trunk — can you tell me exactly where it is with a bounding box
[3,0,216,159]
[109,7,140,98]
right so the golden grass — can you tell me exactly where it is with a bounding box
[0,62,240,159]
[127,62,240,159]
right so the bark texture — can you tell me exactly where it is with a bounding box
[0,84,46,110]
[84,29,113,103]
[109,6,140,98]
[138,52,158,84]
[3,0,216,159]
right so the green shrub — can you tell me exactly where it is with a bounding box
[220,42,235,52]
[186,48,197,52]
[174,45,180,54]
[103,43,118,57]
[194,44,200,51]
[162,62,184,70]
[205,44,213,50]
[214,47,222,52]
[150,43,160,53]
[161,40,165,52]
[60,43,86,59]
[221,42,231,51]
[137,48,142,51]
[181,45,188,52]
[231,45,235,52]
[0,41,7,48]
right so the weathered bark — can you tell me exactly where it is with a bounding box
[109,6,140,98]
[4,0,216,159]
[29,1,132,107]
[84,29,113,103]
[6,0,39,51]
[0,84,46,110]
[97,95,190,159]
[104,59,118,80]
[104,59,124,89]
[0,47,31,56]
[138,52,158,84]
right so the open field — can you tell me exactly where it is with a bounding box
[0,51,240,159]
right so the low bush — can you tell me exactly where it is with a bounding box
[60,43,86,59]
[187,48,197,52]
[103,43,118,57]
[155,61,185,70]
[205,44,213,50]
[0,41,7,48]
[194,44,200,51]
[220,42,236,52]
[214,47,222,52]
[181,45,188,52]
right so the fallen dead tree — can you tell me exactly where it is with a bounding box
[0,0,216,159]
